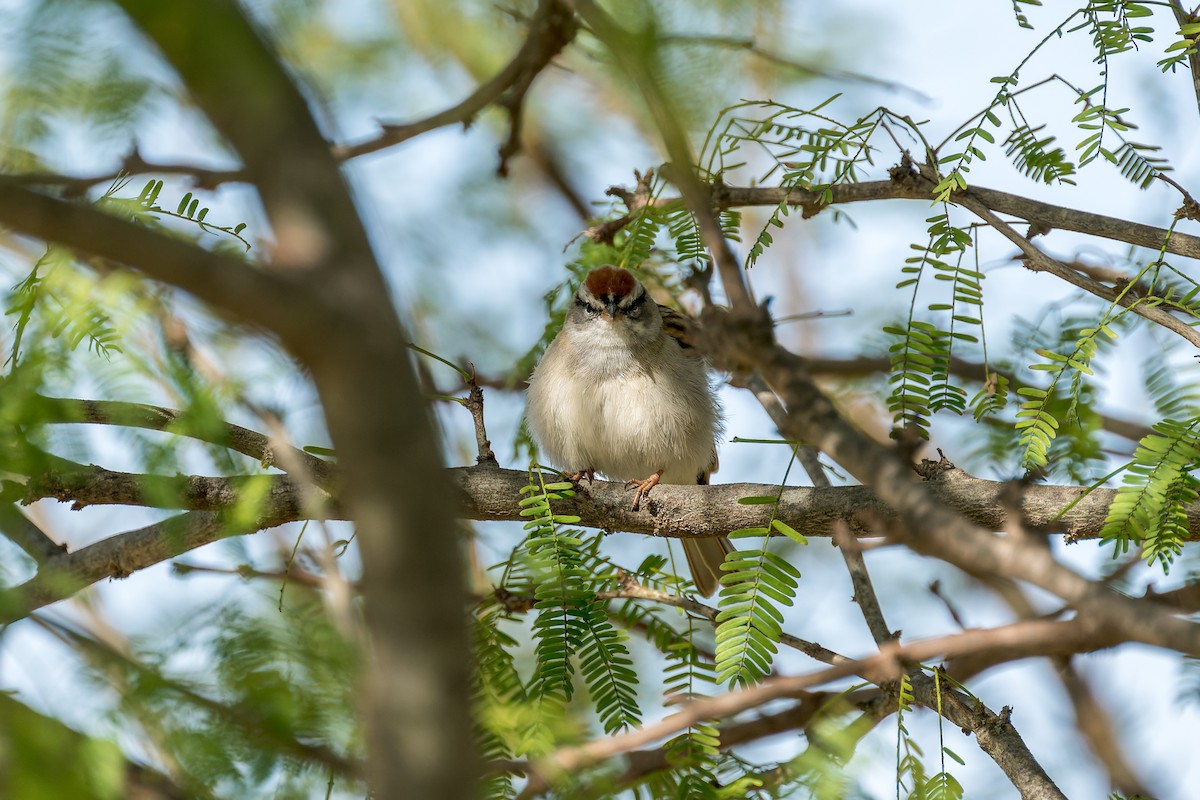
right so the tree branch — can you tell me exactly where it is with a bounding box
[0,180,306,333]
[333,0,576,166]
[1170,0,1200,122]
[103,4,473,797]
[516,620,1080,797]
[957,191,1200,347]
[574,0,755,314]
[451,465,1199,543]
[24,392,337,488]
[20,466,325,516]
[0,509,288,624]
[587,178,1200,261]
[735,341,1200,656]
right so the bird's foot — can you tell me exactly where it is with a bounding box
[625,469,664,512]
[564,468,595,484]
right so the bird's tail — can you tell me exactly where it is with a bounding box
[683,536,734,597]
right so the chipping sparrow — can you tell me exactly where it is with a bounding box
[526,265,732,596]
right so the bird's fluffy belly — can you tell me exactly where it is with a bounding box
[541,369,714,483]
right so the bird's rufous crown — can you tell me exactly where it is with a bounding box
[584,265,637,299]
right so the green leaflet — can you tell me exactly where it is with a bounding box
[518,469,641,733]
[1099,419,1200,570]
[714,549,801,685]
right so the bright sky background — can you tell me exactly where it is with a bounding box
[3,0,1200,797]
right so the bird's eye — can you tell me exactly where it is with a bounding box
[622,291,647,318]
[575,297,600,316]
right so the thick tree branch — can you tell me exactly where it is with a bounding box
[452,465,1199,543]
[736,341,1200,656]
[0,180,306,333]
[20,466,324,516]
[98,4,471,798]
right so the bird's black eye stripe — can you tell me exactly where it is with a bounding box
[622,291,647,312]
[575,296,600,314]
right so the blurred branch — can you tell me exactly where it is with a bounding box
[34,615,362,777]
[0,490,67,563]
[1170,1,1200,122]
[494,693,839,791]
[21,391,337,488]
[3,146,245,194]
[0,692,196,800]
[575,0,755,313]
[515,620,1077,797]
[1053,657,1155,797]
[0,510,286,623]
[109,3,471,798]
[20,464,327,515]
[335,0,577,169]
[659,34,931,101]
[0,179,304,332]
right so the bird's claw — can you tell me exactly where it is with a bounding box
[626,470,663,512]
[565,469,595,484]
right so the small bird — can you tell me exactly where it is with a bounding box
[526,265,733,596]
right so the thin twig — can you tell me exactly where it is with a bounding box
[465,364,498,467]
[957,193,1200,347]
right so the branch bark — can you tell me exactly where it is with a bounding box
[587,176,1200,261]
[452,465,1200,543]
[712,178,1200,260]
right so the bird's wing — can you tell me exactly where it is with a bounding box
[658,304,702,356]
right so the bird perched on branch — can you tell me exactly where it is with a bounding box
[526,265,731,596]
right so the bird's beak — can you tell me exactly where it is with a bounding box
[604,299,620,320]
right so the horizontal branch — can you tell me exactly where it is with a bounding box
[712,178,1200,260]
[0,508,293,623]
[27,392,337,488]
[454,465,1189,543]
[21,466,325,515]
[8,459,1194,626]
